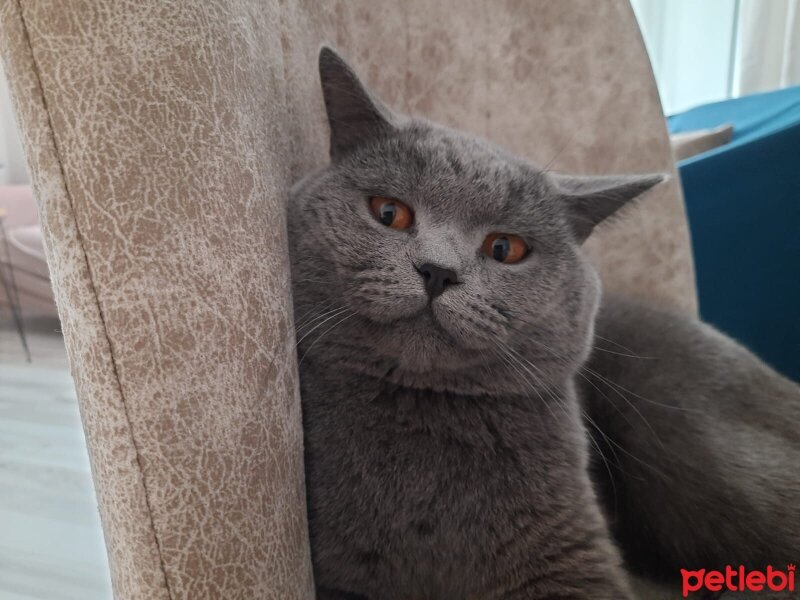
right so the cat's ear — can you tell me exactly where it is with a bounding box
[319,46,397,160]
[550,172,668,242]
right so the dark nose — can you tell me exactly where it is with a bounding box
[417,263,459,299]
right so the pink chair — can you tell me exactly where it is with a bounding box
[0,184,57,319]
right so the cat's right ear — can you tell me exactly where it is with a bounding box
[550,172,667,243]
[319,46,397,160]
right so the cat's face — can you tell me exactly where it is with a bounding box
[288,48,663,393]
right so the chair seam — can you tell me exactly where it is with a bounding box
[13,1,175,598]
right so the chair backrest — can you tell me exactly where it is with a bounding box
[0,1,695,598]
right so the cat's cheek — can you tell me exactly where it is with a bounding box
[431,301,506,351]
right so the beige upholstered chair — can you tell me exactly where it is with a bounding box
[0,1,695,598]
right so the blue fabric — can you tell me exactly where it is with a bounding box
[668,86,800,381]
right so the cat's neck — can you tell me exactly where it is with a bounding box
[305,340,575,400]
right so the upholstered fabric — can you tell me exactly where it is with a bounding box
[0,2,312,598]
[0,1,695,598]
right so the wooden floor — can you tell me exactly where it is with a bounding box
[0,319,112,600]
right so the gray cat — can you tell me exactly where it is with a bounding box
[288,47,800,599]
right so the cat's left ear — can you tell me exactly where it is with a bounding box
[318,46,398,160]
[550,172,668,243]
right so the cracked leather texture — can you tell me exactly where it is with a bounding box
[0,1,695,599]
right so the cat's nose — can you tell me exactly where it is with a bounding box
[416,263,459,299]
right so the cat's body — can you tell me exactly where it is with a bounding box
[584,296,800,581]
[290,47,800,599]
[301,358,629,599]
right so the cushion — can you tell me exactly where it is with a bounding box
[669,87,800,381]
[670,124,734,161]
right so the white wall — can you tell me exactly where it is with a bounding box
[0,60,29,184]
[631,0,740,114]
[631,0,800,115]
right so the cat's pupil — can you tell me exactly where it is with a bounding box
[379,203,396,226]
[492,237,510,261]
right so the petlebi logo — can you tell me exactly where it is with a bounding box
[681,564,796,597]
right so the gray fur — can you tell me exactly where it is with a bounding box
[550,173,666,242]
[583,296,800,586]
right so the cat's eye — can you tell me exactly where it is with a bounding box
[482,233,528,263]
[369,197,414,230]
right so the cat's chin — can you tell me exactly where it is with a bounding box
[324,310,570,395]
[362,305,499,353]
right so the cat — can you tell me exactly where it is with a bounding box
[289,46,649,599]
[288,47,800,599]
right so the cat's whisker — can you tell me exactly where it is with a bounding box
[576,366,664,447]
[295,306,353,347]
[592,333,648,357]
[298,310,357,366]
[498,346,632,503]
[575,365,640,431]
[504,313,698,421]
[507,347,623,460]
[495,313,696,475]
[503,349,587,447]
[295,304,347,335]
[501,336,671,481]
[500,345,607,479]
[581,363,702,416]
[493,346,567,431]
[291,277,330,285]
[293,299,340,330]
[590,345,657,360]
[542,128,582,174]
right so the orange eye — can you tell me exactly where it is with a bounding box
[369,197,413,230]
[482,233,528,263]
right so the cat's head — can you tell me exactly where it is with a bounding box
[288,47,664,394]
